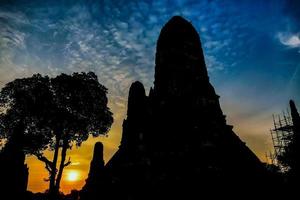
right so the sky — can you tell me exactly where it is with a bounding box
[0,0,300,194]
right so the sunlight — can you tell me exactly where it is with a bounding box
[66,170,80,182]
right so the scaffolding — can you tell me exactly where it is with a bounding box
[268,110,294,171]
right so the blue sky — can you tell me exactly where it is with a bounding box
[1,0,300,163]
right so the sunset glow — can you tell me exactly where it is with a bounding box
[66,170,80,182]
[1,0,300,196]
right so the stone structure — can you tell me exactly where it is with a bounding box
[82,16,269,199]
[288,100,300,185]
[0,139,29,198]
[290,100,300,138]
[81,142,107,200]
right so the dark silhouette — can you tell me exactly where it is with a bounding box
[81,16,271,199]
[1,15,291,199]
[0,139,29,199]
[81,142,108,200]
[279,100,300,187]
[42,72,113,198]
[0,72,113,199]
[0,74,54,199]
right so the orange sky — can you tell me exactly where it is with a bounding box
[27,124,122,194]
[26,100,124,194]
[1,0,298,195]
[26,96,274,194]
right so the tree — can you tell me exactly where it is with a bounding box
[0,74,53,155]
[46,72,113,196]
[0,72,113,197]
[0,74,54,198]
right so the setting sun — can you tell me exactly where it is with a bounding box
[1,0,300,199]
[66,170,80,182]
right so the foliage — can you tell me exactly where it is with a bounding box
[50,72,112,146]
[0,74,53,155]
[0,72,113,196]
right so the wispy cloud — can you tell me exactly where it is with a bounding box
[0,0,238,92]
[1,0,299,147]
[277,32,300,49]
[1,0,299,193]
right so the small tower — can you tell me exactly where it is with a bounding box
[80,142,106,200]
[88,142,105,178]
[0,137,29,198]
[289,100,300,182]
[290,100,300,136]
[120,81,147,151]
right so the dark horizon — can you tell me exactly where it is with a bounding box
[0,0,300,195]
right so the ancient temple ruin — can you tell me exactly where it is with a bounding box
[0,139,29,198]
[82,16,269,199]
[81,142,107,200]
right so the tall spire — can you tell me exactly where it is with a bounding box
[82,16,269,199]
[154,16,208,98]
[290,100,300,122]
[290,100,300,136]
[127,81,146,119]
[120,81,147,150]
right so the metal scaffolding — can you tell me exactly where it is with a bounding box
[268,110,294,171]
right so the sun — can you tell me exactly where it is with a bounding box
[66,170,80,182]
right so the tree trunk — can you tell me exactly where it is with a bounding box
[54,139,69,193]
[49,133,61,199]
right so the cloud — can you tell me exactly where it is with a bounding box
[277,32,300,48]
[275,0,300,53]
[1,0,253,95]
[205,55,224,71]
[1,0,299,192]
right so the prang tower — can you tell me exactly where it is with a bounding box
[82,16,267,199]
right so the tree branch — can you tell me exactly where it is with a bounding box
[45,163,52,173]
[36,154,54,173]
[36,154,52,166]
[64,157,71,167]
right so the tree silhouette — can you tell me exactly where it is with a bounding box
[46,72,113,197]
[0,74,53,155]
[0,72,113,198]
[0,74,52,198]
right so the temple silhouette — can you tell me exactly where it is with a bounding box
[1,14,300,200]
[81,16,272,199]
[0,137,29,198]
